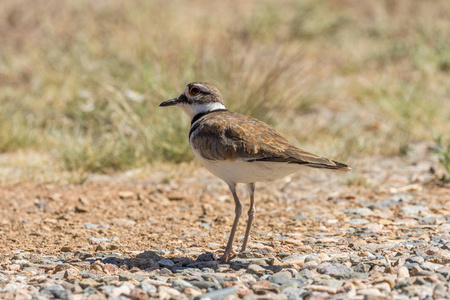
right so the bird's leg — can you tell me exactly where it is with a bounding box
[220,183,242,262]
[241,182,256,252]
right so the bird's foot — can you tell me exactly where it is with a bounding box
[220,248,238,262]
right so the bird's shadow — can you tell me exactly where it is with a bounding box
[67,250,282,273]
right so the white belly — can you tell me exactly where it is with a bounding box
[191,145,300,184]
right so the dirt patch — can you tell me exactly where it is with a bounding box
[0,144,449,298]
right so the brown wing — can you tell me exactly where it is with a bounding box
[191,111,351,171]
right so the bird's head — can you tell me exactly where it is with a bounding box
[159,82,226,120]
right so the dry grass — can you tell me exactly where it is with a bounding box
[1,0,449,173]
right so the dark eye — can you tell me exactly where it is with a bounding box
[189,86,201,96]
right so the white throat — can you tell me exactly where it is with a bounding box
[179,102,226,121]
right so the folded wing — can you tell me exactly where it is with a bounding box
[191,111,351,171]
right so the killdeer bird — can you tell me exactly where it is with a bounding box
[160,82,351,261]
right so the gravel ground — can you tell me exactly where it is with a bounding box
[1,144,449,300]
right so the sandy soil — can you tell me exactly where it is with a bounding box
[0,143,448,262]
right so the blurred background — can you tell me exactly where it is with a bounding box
[0,0,449,179]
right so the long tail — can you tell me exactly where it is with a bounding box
[303,160,352,172]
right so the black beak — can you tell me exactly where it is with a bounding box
[159,97,179,107]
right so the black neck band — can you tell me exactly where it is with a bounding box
[190,109,228,126]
